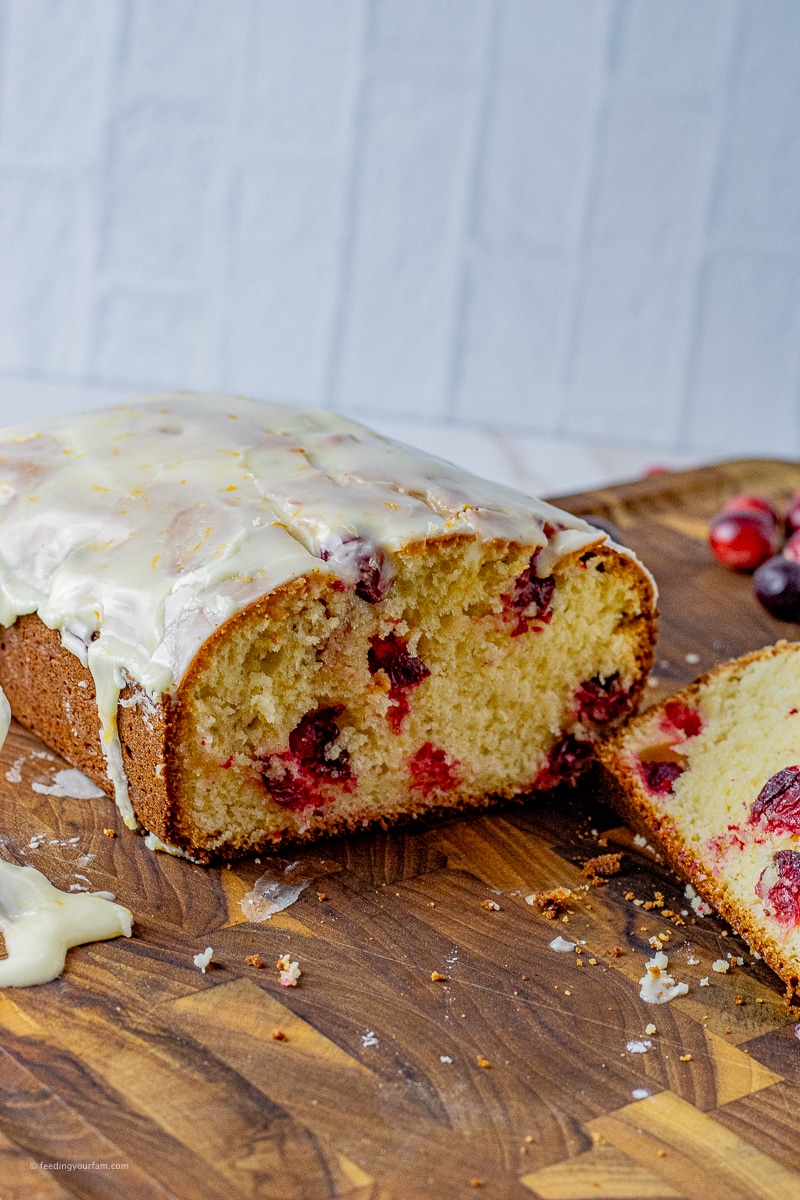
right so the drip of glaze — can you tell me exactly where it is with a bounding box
[0,861,131,987]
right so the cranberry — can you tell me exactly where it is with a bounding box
[784,531,800,565]
[660,700,702,739]
[504,550,556,635]
[639,759,684,796]
[288,707,351,780]
[408,742,460,796]
[356,549,392,603]
[368,633,429,690]
[756,850,800,927]
[722,493,779,524]
[533,734,594,789]
[753,556,800,621]
[749,766,800,833]
[368,633,430,731]
[709,511,777,572]
[575,674,632,723]
[262,707,352,809]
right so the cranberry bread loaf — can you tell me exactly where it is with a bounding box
[0,393,656,861]
[597,642,800,1001]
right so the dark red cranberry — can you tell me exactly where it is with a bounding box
[505,550,555,635]
[783,531,800,565]
[368,633,430,731]
[709,511,777,572]
[288,707,351,780]
[756,850,800,927]
[575,673,632,723]
[408,742,460,795]
[753,556,800,621]
[262,767,310,809]
[533,734,594,789]
[355,549,392,603]
[722,493,779,524]
[639,759,684,796]
[749,766,800,833]
[660,700,702,739]
[368,633,430,689]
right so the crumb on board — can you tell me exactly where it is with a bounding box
[317,892,328,902]
[582,852,623,883]
[431,971,446,982]
[245,954,264,969]
[527,887,573,918]
[193,946,213,974]
[277,954,301,987]
[679,1054,692,1062]
[481,899,500,911]
[476,1055,491,1069]
[103,828,116,838]
[271,1028,286,1041]
[605,946,624,957]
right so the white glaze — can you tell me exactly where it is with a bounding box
[0,392,652,824]
[0,860,132,987]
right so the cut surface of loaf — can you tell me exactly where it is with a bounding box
[0,393,657,861]
[598,641,800,1002]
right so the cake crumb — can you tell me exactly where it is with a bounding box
[317,892,328,902]
[481,899,500,911]
[469,1180,484,1189]
[657,1149,667,1158]
[679,1054,692,1062]
[645,1023,656,1035]
[712,959,729,973]
[528,887,572,918]
[193,946,213,974]
[245,954,264,969]
[735,994,744,1005]
[431,971,446,982]
[606,946,624,957]
[103,828,116,838]
[271,1028,286,1041]
[277,954,301,987]
[477,1055,491,1069]
[582,852,622,883]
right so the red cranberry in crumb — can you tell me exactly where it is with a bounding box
[756,850,800,927]
[533,735,594,789]
[505,550,556,635]
[753,556,800,622]
[749,766,800,834]
[660,700,702,739]
[708,510,777,572]
[575,674,632,723]
[288,707,351,780]
[356,549,392,603]
[368,633,430,690]
[408,743,460,795]
[722,493,779,524]
[640,759,684,796]
[368,633,430,731]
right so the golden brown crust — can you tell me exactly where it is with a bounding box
[596,640,800,1004]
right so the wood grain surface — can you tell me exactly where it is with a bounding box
[3,458,800,1200]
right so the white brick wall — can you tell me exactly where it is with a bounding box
[0,0,798,467]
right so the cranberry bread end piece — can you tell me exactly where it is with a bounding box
[597,641,800,1002]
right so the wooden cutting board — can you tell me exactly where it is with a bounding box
[3,459,800,1200]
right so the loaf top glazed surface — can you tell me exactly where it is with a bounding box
[0,392,618,696]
